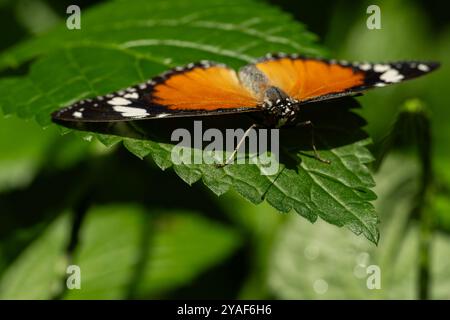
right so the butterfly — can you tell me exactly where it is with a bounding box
[52,53,439,129]
[52,53,439,165]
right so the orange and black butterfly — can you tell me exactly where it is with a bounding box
[52,53,439,128]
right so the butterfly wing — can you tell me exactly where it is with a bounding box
[52,62,260,122]
[255,53,440,104]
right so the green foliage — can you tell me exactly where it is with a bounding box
[0,115,55,191]
[0,205,241,299]
[0,214,70,299]
[0,0,379,242]
[64,205,241,299]
[0,0,324,71]
[268,155,450,299]
[0,0,449,301]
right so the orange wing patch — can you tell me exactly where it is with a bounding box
[151,64,259,111]
[255,58,365,102]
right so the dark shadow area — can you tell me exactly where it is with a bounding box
[0,162,85,239]
[268,0,345,39]
[0,6,28,52]
[125,213,154,299]
[279,97,367,169]
[0,60,35,78]
[164,244,249,300]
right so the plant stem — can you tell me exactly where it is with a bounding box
[388,99,434,299]
[417,138,433,300]
[418,199,432,299]
[409,100,433,300]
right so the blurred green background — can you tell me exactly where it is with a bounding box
[0,0,449,299]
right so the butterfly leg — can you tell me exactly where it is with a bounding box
[296,120,331,164]
[216,123,258,168]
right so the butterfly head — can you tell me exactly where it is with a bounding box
[262,86,300,127]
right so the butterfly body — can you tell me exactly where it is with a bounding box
[236,64,298,127]
[52,53,439,126]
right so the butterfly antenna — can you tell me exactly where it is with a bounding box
[216,123,258,168]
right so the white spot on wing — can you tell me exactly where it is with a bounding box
[373,64,390,72]
[380,69,404,83]
[123,92,139,99]
[358,63,371,71]
[73,111,83,118]
[156,113,169,118]
[418,64,430,72]
[113,106,148,118]
[107,97,132,106]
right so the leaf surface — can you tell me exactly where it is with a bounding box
[0,0,378,242]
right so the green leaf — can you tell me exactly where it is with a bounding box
[0,114,56,191]
[63,204,241,299]
[0,214,70,299]
[0,111,110,193]
[431,192,450,233]
[0,205,241,299]
[268,217,450,299]
[0,0,378,242]
[0,0,324,71]
[267,154,450,299]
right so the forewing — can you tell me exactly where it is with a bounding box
[255,53,439,103]
[52,62,260,122]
